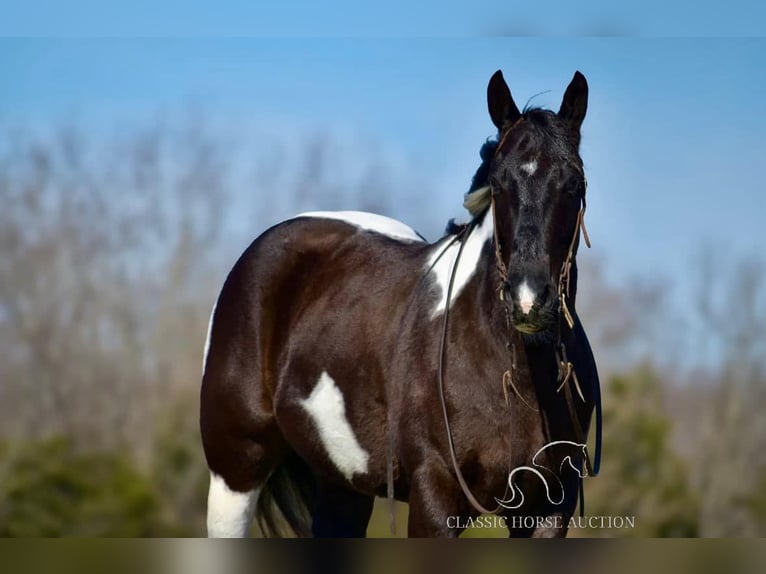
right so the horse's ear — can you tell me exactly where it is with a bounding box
[558,71,588,130]
[487,70,521,131]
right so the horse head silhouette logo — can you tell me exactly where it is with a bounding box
[496,440,588,510]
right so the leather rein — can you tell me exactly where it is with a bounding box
[437,117,602,519]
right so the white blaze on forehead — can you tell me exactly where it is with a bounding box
[206,473,260,537]
[296,211,425,242]
[301,371,369,481]
[520,160,538,176]
[426,209,494,318]
[518,281,536,315]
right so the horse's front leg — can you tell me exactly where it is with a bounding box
[507,477,580,538]
[407,461,467,537]
[506,509,572,537]
[529,510,571,538]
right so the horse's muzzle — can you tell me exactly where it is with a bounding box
[504,275,558,335]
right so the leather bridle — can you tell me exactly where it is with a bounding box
[437,117,602,519]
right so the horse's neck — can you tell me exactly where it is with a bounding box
[466,215,516,348]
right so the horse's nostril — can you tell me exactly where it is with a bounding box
[542,284,558,308]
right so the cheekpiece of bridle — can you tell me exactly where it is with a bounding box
[490,116,591,321]
[489,116,590,394]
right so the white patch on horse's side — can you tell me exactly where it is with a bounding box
[518,281,536,315]
[300,371,370,481]
[426,209,495,318]
[206,472,260,537]
[296,211,425,242]
[202,300,218,374]
[520,160,538,176]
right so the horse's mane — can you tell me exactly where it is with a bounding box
[456,138,497,224]
[468,139,499,194]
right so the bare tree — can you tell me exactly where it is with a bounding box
[0,118,430,456]
[686,250,766,536]
[575,257,669,376]
[0,119,229,453]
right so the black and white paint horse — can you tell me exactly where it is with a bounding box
[200,70,601,538]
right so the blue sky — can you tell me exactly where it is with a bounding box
[3,39,764,259]
[1,38,765,359]
[2,1,765,36]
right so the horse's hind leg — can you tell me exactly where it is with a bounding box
[200,321,287,537]
[311,482,374,538]
[206,471,260,537]
[202,419,287,537]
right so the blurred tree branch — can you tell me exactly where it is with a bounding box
[0,120,230,452]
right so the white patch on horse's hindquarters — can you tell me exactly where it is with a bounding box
[520,160,538,176]
[202,300,218,373]
[427,208,494,318]
[206,473,260,537]
[518,281,536,315]
[300,371,369,481]
[296,211,425,242]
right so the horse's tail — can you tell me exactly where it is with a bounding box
[255,452,317,538]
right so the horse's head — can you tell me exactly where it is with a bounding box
[485,70,589,336]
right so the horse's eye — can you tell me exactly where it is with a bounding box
[564,179,583,197]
